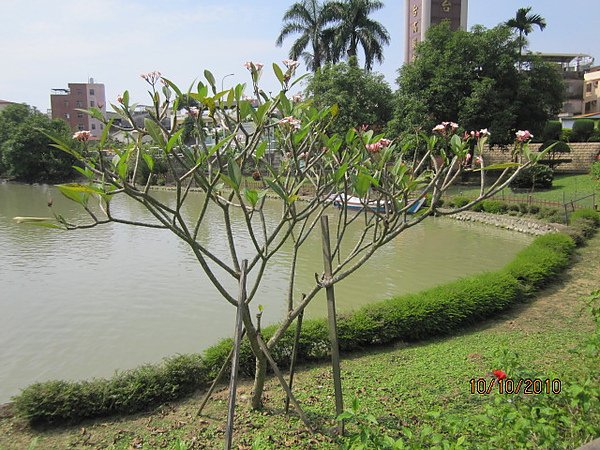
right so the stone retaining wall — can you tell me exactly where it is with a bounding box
[446,211,568,235]
[483,142,600,173]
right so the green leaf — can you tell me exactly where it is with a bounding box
[144,118,166,147]
[142,153,155,172]
[227,158,242,191]
[255,141,268,160]
[204,70,216,89]
[56,185,89,205]
[13,217,64,229]
[292,126,310,145]
[220,174,236,190]
[345,127,356,145]
[166,128,185,154]
[272,63,285,84]
[474,162,521,171]
[72,166,94,180]
[243,188,259,207]
[354,173,371,197]
[264,178,287,201]
[161,77,183,98]
[333,163,348,183]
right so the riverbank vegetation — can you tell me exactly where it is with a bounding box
[1,220,598,449]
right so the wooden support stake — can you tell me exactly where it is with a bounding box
[224,259,248,450]
[320,215,344,434]
[285,304,305,414]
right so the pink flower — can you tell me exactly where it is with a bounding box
[140,71,162,84]
[465,153,472,162]
[244,61,264,72]
[433,124,446,133]
[292,93,303,103]
[282,59,299,70]
[366,138,392,154]
[515,130,533,142]
[189,107,200,118]
[475,156,483,165]
[73,130,92,142]
[117,94,124,104]
[479,128,490,137]
[433,121,459,134]
[279,116,301,129]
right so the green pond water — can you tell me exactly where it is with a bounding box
[0,182,532,402]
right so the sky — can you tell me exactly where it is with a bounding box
[0,0,597,112]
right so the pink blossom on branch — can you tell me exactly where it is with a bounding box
[433,121,459,135]
[366,138,392,154]
[140,71,162,85]
[282,59,299,70]
[279,116,301,129]
[117,94,124,104]
[244,61,264,72]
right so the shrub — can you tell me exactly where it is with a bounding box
[560,128,572,142]
[505,233,575,293]
[588,130,600,142]
[449,196,471,208]
[570,208,600,227]
[510,165,553,190]
[482,200,508,214]
[528,205,540,214]
[12,233,582,425]
[591,161,600,183]
[572,119,595,142]
[518,203,529,214]
[542,120,562,141]
[508,203,520,212]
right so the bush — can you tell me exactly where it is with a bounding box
[572,119,595,142]
[591,161,600,183]
[12,233,583,425]
[510,165,554,189]
[508,203,520,212]
[449,196,471,208]
[482,200,508,214]
[529,205,540,214]
[518,203,529,214]
[588,130,600,142]
[570,208,600,227]
[542,120,562,141]
[560,128,572,142]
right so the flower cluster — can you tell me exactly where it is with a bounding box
[188,106,200,118]
[464,128,490,140]
[515,130,533,142]
[282,59,299,70]
[244,61,264,72]
[291,93,303,103]
[279,116,301,129]
[366,138,392,154]
[433,121,459,135]
[140,71,162,85]
[73,130,92,142]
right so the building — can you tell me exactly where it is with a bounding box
[50,79,106,138]
[584,66,600,114]
[404,0,468,63]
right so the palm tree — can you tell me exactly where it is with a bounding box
[275,0,339,72]
[330,0,390,71]
[506,6,547,58]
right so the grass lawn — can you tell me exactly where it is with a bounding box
[447,173,598,208]
[1,235,598,449]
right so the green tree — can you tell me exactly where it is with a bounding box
[390,23,563,145]
[506,6,546,58]
[0,104,76,182]
[306,58,393,135]
[275,0,339,71]
[330,0,390,70]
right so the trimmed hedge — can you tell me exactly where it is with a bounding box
[572,119,595,142]
[12,231,583,425]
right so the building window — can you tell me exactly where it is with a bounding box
[90,100,95,107]
[78,124,84,130]
[89,88,95,95]
[91,123,96,130]
[63,100,68,107]
[77,112,83,118]
[64,113,70,119]
[586,83,593,93]
[100,124,104,130]
[76,100,83,107]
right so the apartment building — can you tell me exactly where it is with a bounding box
[50,79,106,138]
[584,66,600,114]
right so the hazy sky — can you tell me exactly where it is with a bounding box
[1,0,597,112]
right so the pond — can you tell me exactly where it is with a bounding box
[0,182,532,403]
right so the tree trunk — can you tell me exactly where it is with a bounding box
[251,351,267,409]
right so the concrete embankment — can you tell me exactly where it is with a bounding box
[444,211,568,235]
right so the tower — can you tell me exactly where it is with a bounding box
[404,0,468,63]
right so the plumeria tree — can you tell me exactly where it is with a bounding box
[16,61,549,420]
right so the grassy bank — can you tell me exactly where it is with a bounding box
[1,226,598,448]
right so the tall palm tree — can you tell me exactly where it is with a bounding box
[275,0,339,72]
[330,0,390,71]
[506,6,547,58]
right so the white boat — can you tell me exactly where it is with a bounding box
[327,194,425,214]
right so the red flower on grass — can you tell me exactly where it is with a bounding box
[493,369,507,380]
